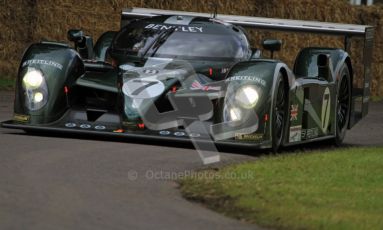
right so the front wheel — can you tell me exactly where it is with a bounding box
[333,64,351,146]
[272,74,287,152]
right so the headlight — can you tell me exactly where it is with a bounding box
[33,92,44,103]
[23,69,44,89]
[229,107,242,121]
[22,68,48,111]
[235,85,259,108]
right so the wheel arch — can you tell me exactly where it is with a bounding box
[273,65,291,150]
[294,47,351,83]
[344,56,353,88]
[279,66,290,93]
[222,60,291,148]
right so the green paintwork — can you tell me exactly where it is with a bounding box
[76,70,118,93]
[294,47,348,80]
[222,50,348,146]
[15,42,84,124]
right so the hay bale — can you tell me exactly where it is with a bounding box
[0,0,36,77]
[1,0,383,96]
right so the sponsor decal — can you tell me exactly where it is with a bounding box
[80,124,91,129]
[22,59,63,70]
[159,130,171,135]
[235,133,263,141]
[65,122,76,128]
[143,69,159,75]
[13,114,30,122]
[290,104,299,121]
[226,76,266,87]
[145,24,203,33]
[304,98,327,134]
[122,78,165,99]
[221,68,230,74]
[159,130,201,137]
[289,125,302,143]
[321,87,331,132]
[301,127,319,140]
[174,131,186,137]
[94,125,106,130]
[190,81,221,91]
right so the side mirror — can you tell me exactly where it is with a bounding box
[67,29,94,60]
[262,39,282,59]
[67,29,84,42]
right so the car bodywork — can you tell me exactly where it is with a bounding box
[2,8,374,151]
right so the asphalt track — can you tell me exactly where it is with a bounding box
[0,91,382,230]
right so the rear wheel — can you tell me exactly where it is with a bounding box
[272,74,287,152]
[333,64,351,146]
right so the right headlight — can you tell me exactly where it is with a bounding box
[33,92,44,103]
[235,85,259,109]
[23,69,44,89]
[22,68,48,111]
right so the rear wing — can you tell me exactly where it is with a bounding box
[121,7,374,127]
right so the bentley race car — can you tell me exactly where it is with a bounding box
[1,8,374,158]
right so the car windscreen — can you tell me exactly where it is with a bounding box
[151,32,245,61]
[113,26,159,56]
[113,23,247,61]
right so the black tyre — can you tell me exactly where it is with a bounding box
[333,64,351,146]
[272,73,287,152]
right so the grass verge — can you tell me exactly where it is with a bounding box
[180,147,383,230]
[0,78,15,90]
[370,95,383,102]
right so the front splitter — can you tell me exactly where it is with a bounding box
[1,120,270,150]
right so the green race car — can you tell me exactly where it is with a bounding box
[2,8,374,157]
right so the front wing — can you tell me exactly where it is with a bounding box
[1,111,271,149]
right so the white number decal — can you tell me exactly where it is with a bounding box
[122,78,165,99]
[321,87,331,132]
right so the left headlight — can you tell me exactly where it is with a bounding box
[229,107,242,122]
[22,68,48,111]
[235,85,259,109]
